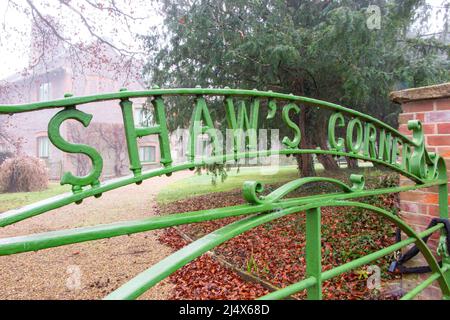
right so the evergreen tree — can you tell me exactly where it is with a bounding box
[143,0,449,176]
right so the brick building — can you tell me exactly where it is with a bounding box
[0,32,161,180]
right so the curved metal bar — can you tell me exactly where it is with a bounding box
[0,202,276,256]
[104,204,321,300]
[0,180,446,255]
[104,200,449,300]
[0,87,447,301]
[258,201,450,300]
[259,224,445,300]
[1,148,441,228]
[0,162,193,227]
[7,87,445,185]
[243,174,364,204]
[0,88,418,147]
[400,269,446,300]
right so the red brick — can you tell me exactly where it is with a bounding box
[416,113,425,122]
[427,203,450,217]
[428,236,439,247]
[401,123,435,134]
[426,146,438,153]
[400,191,424,202]
[408,223,427,233]
[423,124,436,134]
[435,98,450,111]
[427,205,440,217]
[399,113,414,124]
[437,123,450,134]
[427,135,450,146]
[403,101,435,112]
[399,178,414,187]
[438,151,450,158]
[400,191,419,201]
[426,111,450,123]
[400,192,440,205]
[400,201,426,214]
[399,124,410,135]
[424,193,439,205]
[437,146,450,158]
[400,212,433,227]
[420,286,443,300]
[418,186,440,193]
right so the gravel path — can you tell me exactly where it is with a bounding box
[0,171,192,300]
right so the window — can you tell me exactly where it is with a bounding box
[37,136,50,158]
[39,82,52,101]
[134,106,154,127]
[134,107,143,126]
[139,146,155,163]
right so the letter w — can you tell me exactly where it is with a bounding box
[225,97,260,156]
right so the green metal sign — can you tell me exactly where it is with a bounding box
[0,88,448,300]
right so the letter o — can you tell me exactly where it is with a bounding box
[346,118,363,153]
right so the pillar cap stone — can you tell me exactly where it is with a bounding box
[390,82,450,104]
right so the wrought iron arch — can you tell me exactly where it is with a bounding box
[0,88,448,300]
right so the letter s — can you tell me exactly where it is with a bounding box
[281,103,301,149]
[48,108,103,191]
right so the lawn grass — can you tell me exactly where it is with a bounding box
[157,165,302,204]
[157,163,382,205]
[0,183,71,212]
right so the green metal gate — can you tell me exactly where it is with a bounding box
[0,88,448,300]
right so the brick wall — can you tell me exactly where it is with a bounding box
[390,83,450,299]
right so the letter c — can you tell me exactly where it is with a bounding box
[328,112,345,152]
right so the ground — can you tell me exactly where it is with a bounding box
[0,171,191,300]
[0,166,399,300]
[156,168,400,300]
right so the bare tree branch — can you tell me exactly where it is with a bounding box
[59,0,141,56]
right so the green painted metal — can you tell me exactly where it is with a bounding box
[0,180,444,256]
[258,223,445,300]
[48,108,103,192]
[400,268,448,300]
[104,205,310,300]
[306,207,322,300]
[0,88,448,300]
[103,200,448,300]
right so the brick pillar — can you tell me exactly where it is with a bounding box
[390,83,450,299]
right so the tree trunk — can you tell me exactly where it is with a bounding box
[317,153,339,170]
[295,108,316,177]
[296,153,316,177]
[315,113,339,171]
[113,150,123,177]
[346,156,359,169]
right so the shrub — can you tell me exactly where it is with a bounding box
[0,155,48,193]
[0,151,12,165]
